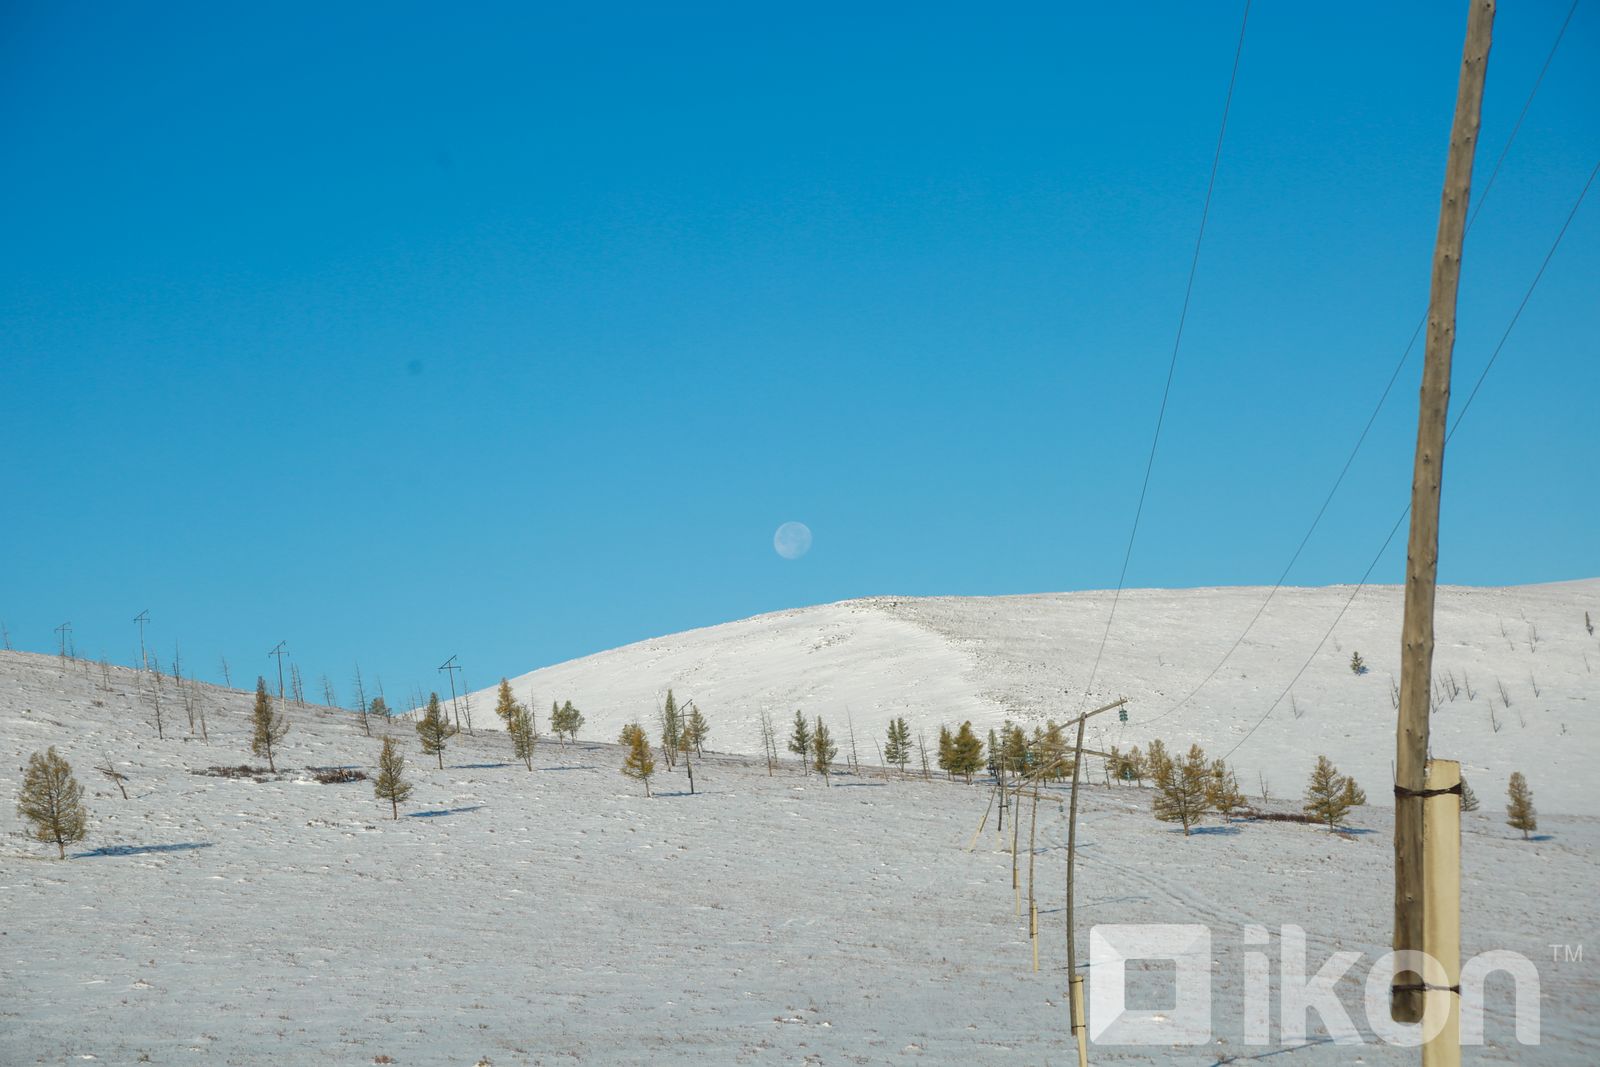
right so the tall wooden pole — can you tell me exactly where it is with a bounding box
[1065,714,1089,1066]
[1393,0,1494,1025]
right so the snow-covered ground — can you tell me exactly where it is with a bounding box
[480,580,1600,813]
[2,580,1596,1063]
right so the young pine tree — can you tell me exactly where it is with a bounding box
[373,736,413,820]
[684,703,709,757]
[936,725,954,779]
[620,723,655,796]
[1506,771,1537,839]
[1153,744,1210,835]
[368,695,391,720]
[415,692,459,769]
[1340,776,1367,809]
[659,691,682,769]
[1144,739,1173,788]
[250,676,290,772]
[892,718,911,772]
[1459,774,1480,812]
[788,711,813,773]
[812,717,837,784]
[1350,651,1367,675]
[1126,745,1146,787]
[1207,759,1247,822]
[883,719,906,769]
[552,700,584,743]
[951,721,984,783]
[508,705,537,770]
[17,747,88,858]
[493,678,520,724]
[1302,755,1354,831]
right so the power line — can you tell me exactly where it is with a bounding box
[1218,156,1598,765]
[1126,2,1583,733]
[1079,0,1252,708]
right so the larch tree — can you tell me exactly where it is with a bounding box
[373,736,413,819]
[552,700,584,743]
[950,722,984,783]
[1506,771,1537,839]
[788,711,812,773]
[812,717,837,785]
[1459,775,1480,812]
[493,678,520,725]
[684,703,709,757]
[1153,744,1210,835]
[936,725,954,779]
[17,747,88,858]
[508,705,537,770]
[659,691,682,769]
[1206,759,1247,822]
[415,692,459,769]
[1302,755,1355,831]
[250,676,289,772]
[883,718,908,771]
[621,723,655,796]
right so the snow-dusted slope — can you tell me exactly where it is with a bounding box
[479,581,1600,814]
[2,640,1597,1063]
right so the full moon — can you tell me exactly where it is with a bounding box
[773,521,813,560]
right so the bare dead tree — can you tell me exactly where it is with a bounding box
[219,655,232,688]
[916,730,932,780]
[320,674,337,709]
[1529,672,1540,698]
[98,755,129,800]
[1497,676,1512,708]
[290,663,305,706]
[353,664,372,736]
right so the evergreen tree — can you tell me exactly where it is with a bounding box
[660,691,682,769]
[1001,722,1028,777]
[950,721,984,783]
[1506,771,1537,839]
[936,725,954,778]
[373,736,413,819]
[1037,721,1067,781]
[17,747,88,858]
[1206,759,1247,821]
[883,719,907,769]
[812,717,838,784]
[684,703,709,757]
[368,695,391,719]
[250,676,289,772]
[493,678,520,724]
[1144,739,1173,788]
[551,700,584,743]
[891,718,911,771]
[620,723,655,796]
[1302,755,1354,831]
[415,692,459,769]
[1340,776,1367,809]
[1459,775,1480,812]
[1125,745,1146,787]
[508,705,537,770]
[1153,743,1210,835]
[1350,651,1367,675]
[788,711,813,773]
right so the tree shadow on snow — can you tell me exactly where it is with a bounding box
[653,790,724,798]
[1528,833,1555,842]
[1182,825,1241,837]
[406,805,485,818]
[75,842,214,859]
[830,781,886,789]
[451,762,511,770]
[541,765,598,772]
[1206,1036,1334,1063]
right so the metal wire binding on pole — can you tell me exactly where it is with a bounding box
[1217,156,1598,764]
[1123,0,1583,734]
[1078,0,1251,712]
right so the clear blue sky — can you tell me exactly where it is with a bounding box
[3,2,1596,704]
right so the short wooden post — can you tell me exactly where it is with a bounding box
[1029,786,1040,972]
[1422,759,1462,1067]
[1070,975,1089,1067]
[1012,779,1023,916]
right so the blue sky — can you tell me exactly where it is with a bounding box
[3,2,1596,703]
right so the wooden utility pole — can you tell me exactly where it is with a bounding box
[269,641,289,709]
[1393,0,1494,1027]
[438,655,464,732]
[1065,713,1090,1067]
[133,610,150,671]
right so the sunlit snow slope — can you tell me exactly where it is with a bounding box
[477,581,1599,813]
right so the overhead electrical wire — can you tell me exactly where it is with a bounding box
[1123,0,1584,735]
[1077,0,1252,710]
[1218,156,1599,764]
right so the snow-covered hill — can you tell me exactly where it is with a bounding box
[476,581,1600,813]
[2,633,1597,1063]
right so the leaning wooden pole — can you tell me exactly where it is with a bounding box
[1393,0,1494,1026]
[1065,714,1089,1066]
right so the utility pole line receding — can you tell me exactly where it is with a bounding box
[438,655,464,732]
[55,621,72,660]
[1393,0,1494,1029]
[269,641,289,715]
[133,610,150,671]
